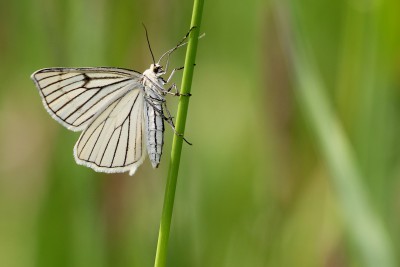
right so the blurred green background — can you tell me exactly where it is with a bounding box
[1,0,400,266]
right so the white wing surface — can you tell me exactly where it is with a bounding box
[73,89,146,175]
[31,67,142,131]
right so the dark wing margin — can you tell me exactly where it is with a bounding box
[31,67,143,131]
[73,89,146,175]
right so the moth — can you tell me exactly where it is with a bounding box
[31,27,194,175]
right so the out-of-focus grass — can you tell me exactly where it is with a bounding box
[274,1,395,263]
[271,0,400,266]
[0,0,399,267]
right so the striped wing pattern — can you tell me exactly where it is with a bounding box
[31,67,147,175]
[74,89,146,175]
[31,67,142,131]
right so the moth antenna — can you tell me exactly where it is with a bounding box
[142,23,156,65]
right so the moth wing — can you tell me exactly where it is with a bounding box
[31,67,142,131]
[73,88,146,175]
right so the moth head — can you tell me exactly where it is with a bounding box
[151,64,164,75]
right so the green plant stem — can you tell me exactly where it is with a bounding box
[153,1,204,267]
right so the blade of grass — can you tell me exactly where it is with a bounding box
[153,0,204,266]
[273,2,396,267]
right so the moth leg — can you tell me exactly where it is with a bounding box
[144,73,192,97]
[145,99,192,145]
[166,66,184,83]
[144,97,172,122]
[143,75,182,97]
[161,64,196,96]
[165,123,192,145]
[168,83,192,97]
[165,64,196,84]
[162,102,192,145]
[154,83,191,97]
[145,95,166,104]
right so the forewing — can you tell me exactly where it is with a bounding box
[73,88,146,175]
[31,67,142,131]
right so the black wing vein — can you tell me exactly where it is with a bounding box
[32,68,140,131]
[73,89,144,172]
[42,74,83,92]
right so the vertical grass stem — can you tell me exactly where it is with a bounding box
[154,0,204,266]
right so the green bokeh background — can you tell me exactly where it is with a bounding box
[1,0,400,266]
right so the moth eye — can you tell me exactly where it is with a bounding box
[154,66,162,73]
